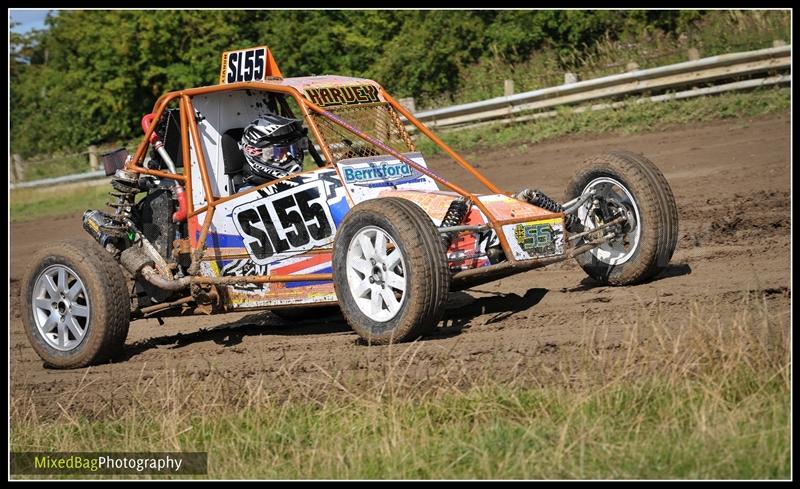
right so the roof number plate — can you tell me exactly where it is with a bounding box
[220,46,268,84]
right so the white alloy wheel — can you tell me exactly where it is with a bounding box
[31,264,91,351]
[345,226,407,322]
[577,176,642,266]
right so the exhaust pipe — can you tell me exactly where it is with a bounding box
[119,247,188,290]
[82,210,116,248]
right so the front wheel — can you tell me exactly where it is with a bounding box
[333,198,450,344]
[564,151,678,285]
[20,240,130,368]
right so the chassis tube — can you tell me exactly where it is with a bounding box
[381,89,504,195]
[303,100,477,200]
[450,237,610,290]
[183,95,217,204]
[140,265,332,291]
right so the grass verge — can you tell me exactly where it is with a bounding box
[415,86,790,156]
[10,182,114,223]
[10,293,790,479]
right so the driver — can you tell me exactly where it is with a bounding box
[239,112,307,186]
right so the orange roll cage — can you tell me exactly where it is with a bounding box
[125,80,525,286]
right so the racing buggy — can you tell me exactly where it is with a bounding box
[21,46,678,368]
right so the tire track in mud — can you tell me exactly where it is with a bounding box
[10,114,790,418]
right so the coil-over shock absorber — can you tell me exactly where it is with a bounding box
[83,169,143,251]
[440,197,470,249]
[108,169,142,220]
[514,188,577,229]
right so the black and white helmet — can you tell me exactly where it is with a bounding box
[240,113,306,184]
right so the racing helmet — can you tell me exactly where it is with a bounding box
[240,113,306,183]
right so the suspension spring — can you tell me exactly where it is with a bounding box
[528,189,561,213]
[516,188,578,230]
[440,197,470,249]
[107,169,142,227]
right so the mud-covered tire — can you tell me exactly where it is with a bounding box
[20,239,130,368]
[565,151,678,285]
[333,198,450,344]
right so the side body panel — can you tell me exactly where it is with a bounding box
[199,168,350,310]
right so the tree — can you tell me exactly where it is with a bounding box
[12,10,749,158]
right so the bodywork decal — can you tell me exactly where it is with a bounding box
[502,217,565,261]
[304,84,381,108]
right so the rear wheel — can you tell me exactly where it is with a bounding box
[21,240,130,368]
[333,198,449,344]
[564,151,678,285]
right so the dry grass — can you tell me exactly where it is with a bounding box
[10,292,790,479]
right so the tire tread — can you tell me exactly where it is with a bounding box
[564,152,678,285]
[333,198,449,344]
[20,239,130,368]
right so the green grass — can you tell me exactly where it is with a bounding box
[10,295,790,479]
[10,183,114,223]
[15,139,141,182]
[22,154,93,181]
[415,86,790,156]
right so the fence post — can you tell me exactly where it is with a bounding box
[398,97,416,114]
[88,145,99,171]
[687,47,701,61]
[564,72,578,84]
[504,79,515,96]
[12,154,25,183]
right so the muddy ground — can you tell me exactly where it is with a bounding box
[10,114,791,418]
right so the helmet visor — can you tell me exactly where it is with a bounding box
[272,145,289,161]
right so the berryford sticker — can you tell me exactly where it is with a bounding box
[502,217,565,260]
[337,152,439,203]
[343,162,420,186]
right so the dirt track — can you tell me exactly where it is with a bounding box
[10,114,791,418]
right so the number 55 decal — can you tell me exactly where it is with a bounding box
[233,181,335,265]
[219,46,278,84]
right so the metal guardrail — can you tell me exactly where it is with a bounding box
[11,169,108,189]
[444,74,792,132]
[410,45,791,129]
[11,45,791,190]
